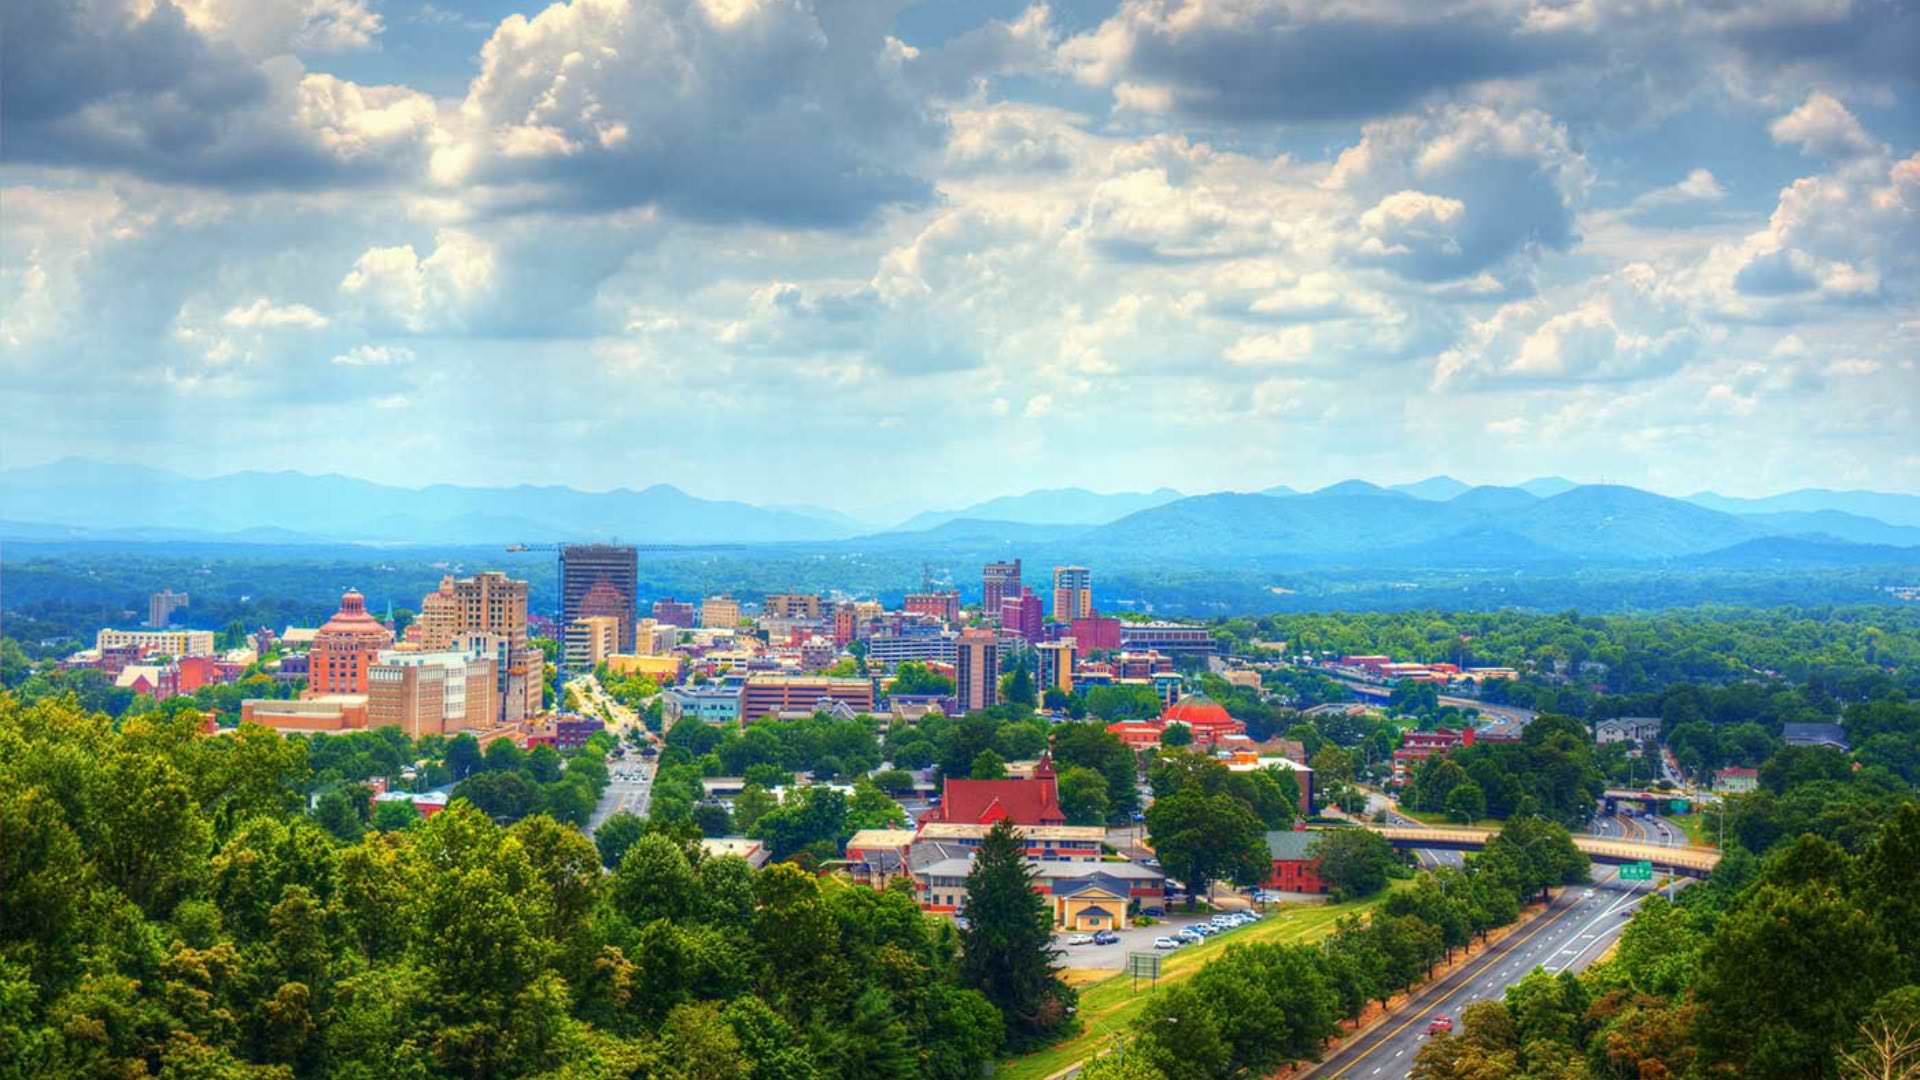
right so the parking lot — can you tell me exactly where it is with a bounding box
[1054,908,1272,970]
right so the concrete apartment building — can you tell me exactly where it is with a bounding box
[560,544,638,651]
[763,593,824,620]
[634,618,679,656]
[96,627,216,658]
[701,595,741,628]
[982,559,1022,614]
[740,675,874,722]
[954,629,1000,714]
[1051,566,1092,621]
[147,589,189,628]
[368,651,498,739]
[564,615,621,671]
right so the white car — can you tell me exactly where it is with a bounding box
[1153,936,1180,949]
[1067,935,1094,946]
[1583,889,1595,898]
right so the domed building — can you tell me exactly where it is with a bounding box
[1159,695,1246,747]
[309,589,395,695]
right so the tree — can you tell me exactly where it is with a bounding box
[453,771,541,821]
[446,733,483,781]
[970,748,1008,780]
[313,787,366,843]
[959,820,1075,1048]
[731,784,777,835]
[846,780,909,832]
[891,661,956,696]
[595,811,647,869]
[371,800,420,833]
[691,802,732,837]
[1445,781,1487,824]
[1145,788,1270,899]
[1160,722,1193,748]
[1310,828,1396,899]
[1058,766,1112,826]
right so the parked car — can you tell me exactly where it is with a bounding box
[1068,935,1094,946]
[1176,928,1205,943]
[1093,930,1119,945]
[1141,907,1166,918]
[1427,1015,1454,1036]
[1153,936,1180,949]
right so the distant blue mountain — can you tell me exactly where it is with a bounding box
[1311,479,1406,498]
[1390,475,1473,500]
[1447,485,1540,511]
[1518,476,1580,497]
[1687,488,1920,529]
[889,487,1183,531]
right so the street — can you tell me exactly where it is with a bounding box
[571,672,659,836]
[1365,791,1464,869]
[1307,869,1668,1079]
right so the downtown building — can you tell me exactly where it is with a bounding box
[954,629,1000,714]
[740,675,874,722]
[982,559,1022,615]
[413,571,543,724]
[95,627,217,658]
[367,651,499,740]
[1051,566,1092,622]
[560,544,638,651]
[999,587,1045,641]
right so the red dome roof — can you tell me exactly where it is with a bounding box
[318,589,390,637]
[1162,697,1235,728]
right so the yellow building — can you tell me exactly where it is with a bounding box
[701,595,741,628]
[564,615,621,671]
[607,653,683,682]
[1036,638,1075,696]
[763,593,823,619]
[96,628,216,657]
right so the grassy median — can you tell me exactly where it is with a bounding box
[998,888,1405,1080]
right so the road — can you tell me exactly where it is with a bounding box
[1365,792,1464,869]
[1588,804,1681,848]
[1307,870,1665,1079]
[572,673,659,836]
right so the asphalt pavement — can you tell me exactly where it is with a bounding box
[1306,869,1665,1079]
[1053,910,1269,970]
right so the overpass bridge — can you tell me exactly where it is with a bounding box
[1364,825,1721,878]
[1602,789,1697,814]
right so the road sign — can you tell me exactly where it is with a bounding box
[1126,952,1162,979]
[1668,799,1689,815]
[1620,860,1653,881]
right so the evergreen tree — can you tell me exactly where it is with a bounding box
[958,819,1076,1048]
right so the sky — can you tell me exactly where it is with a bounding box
[2,0,1918,520]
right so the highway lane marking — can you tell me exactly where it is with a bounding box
[1319,888,1600,1079]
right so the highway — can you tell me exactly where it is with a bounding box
[1366,793,1464,869]
[1305,869,1663,1079]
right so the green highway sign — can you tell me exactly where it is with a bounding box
[1126,952,1162,979]
[1620,861,1653,881]
[1669,799,1690,815]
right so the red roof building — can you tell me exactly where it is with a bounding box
[1159,696,1246,747]
[1107,721,1164,750]
[310,589,395,695]
[924,753,1066,826]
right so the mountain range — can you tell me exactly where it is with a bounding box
[2,459,1918,568]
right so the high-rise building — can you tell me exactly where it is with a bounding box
[904,591,960,624]
[368,651,497,739]
[1036,638,1075,696]
[560,545,638,651]
[411,571,540,722]
[651,598,696,628]
[1000,587,1044,641]
[763,593,823,620]
[982,559,1022,614]
[147,589,189,628]
[1051,566,1092,622]
[564,615,621,671]
[954,629,1000,715]
[310,590,396,695]
[1069,615,1122,653]
[832,603,858,647]
[701,595,741,628]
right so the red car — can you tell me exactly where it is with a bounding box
[1426,1015,1454,1036]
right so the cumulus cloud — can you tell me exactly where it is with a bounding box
[1329,106,1588,280]
[1434,264,1699,388]
[221,298,329,329]
[1061,0,1578,124]
[340,229,497,332]
[1770,93,1881,159]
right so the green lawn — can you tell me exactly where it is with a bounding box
[1399,809,1503,830]
[998,888,1403,1080]
[1670,812,1716,848]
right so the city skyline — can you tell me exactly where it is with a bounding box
[3,1,1917,511]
